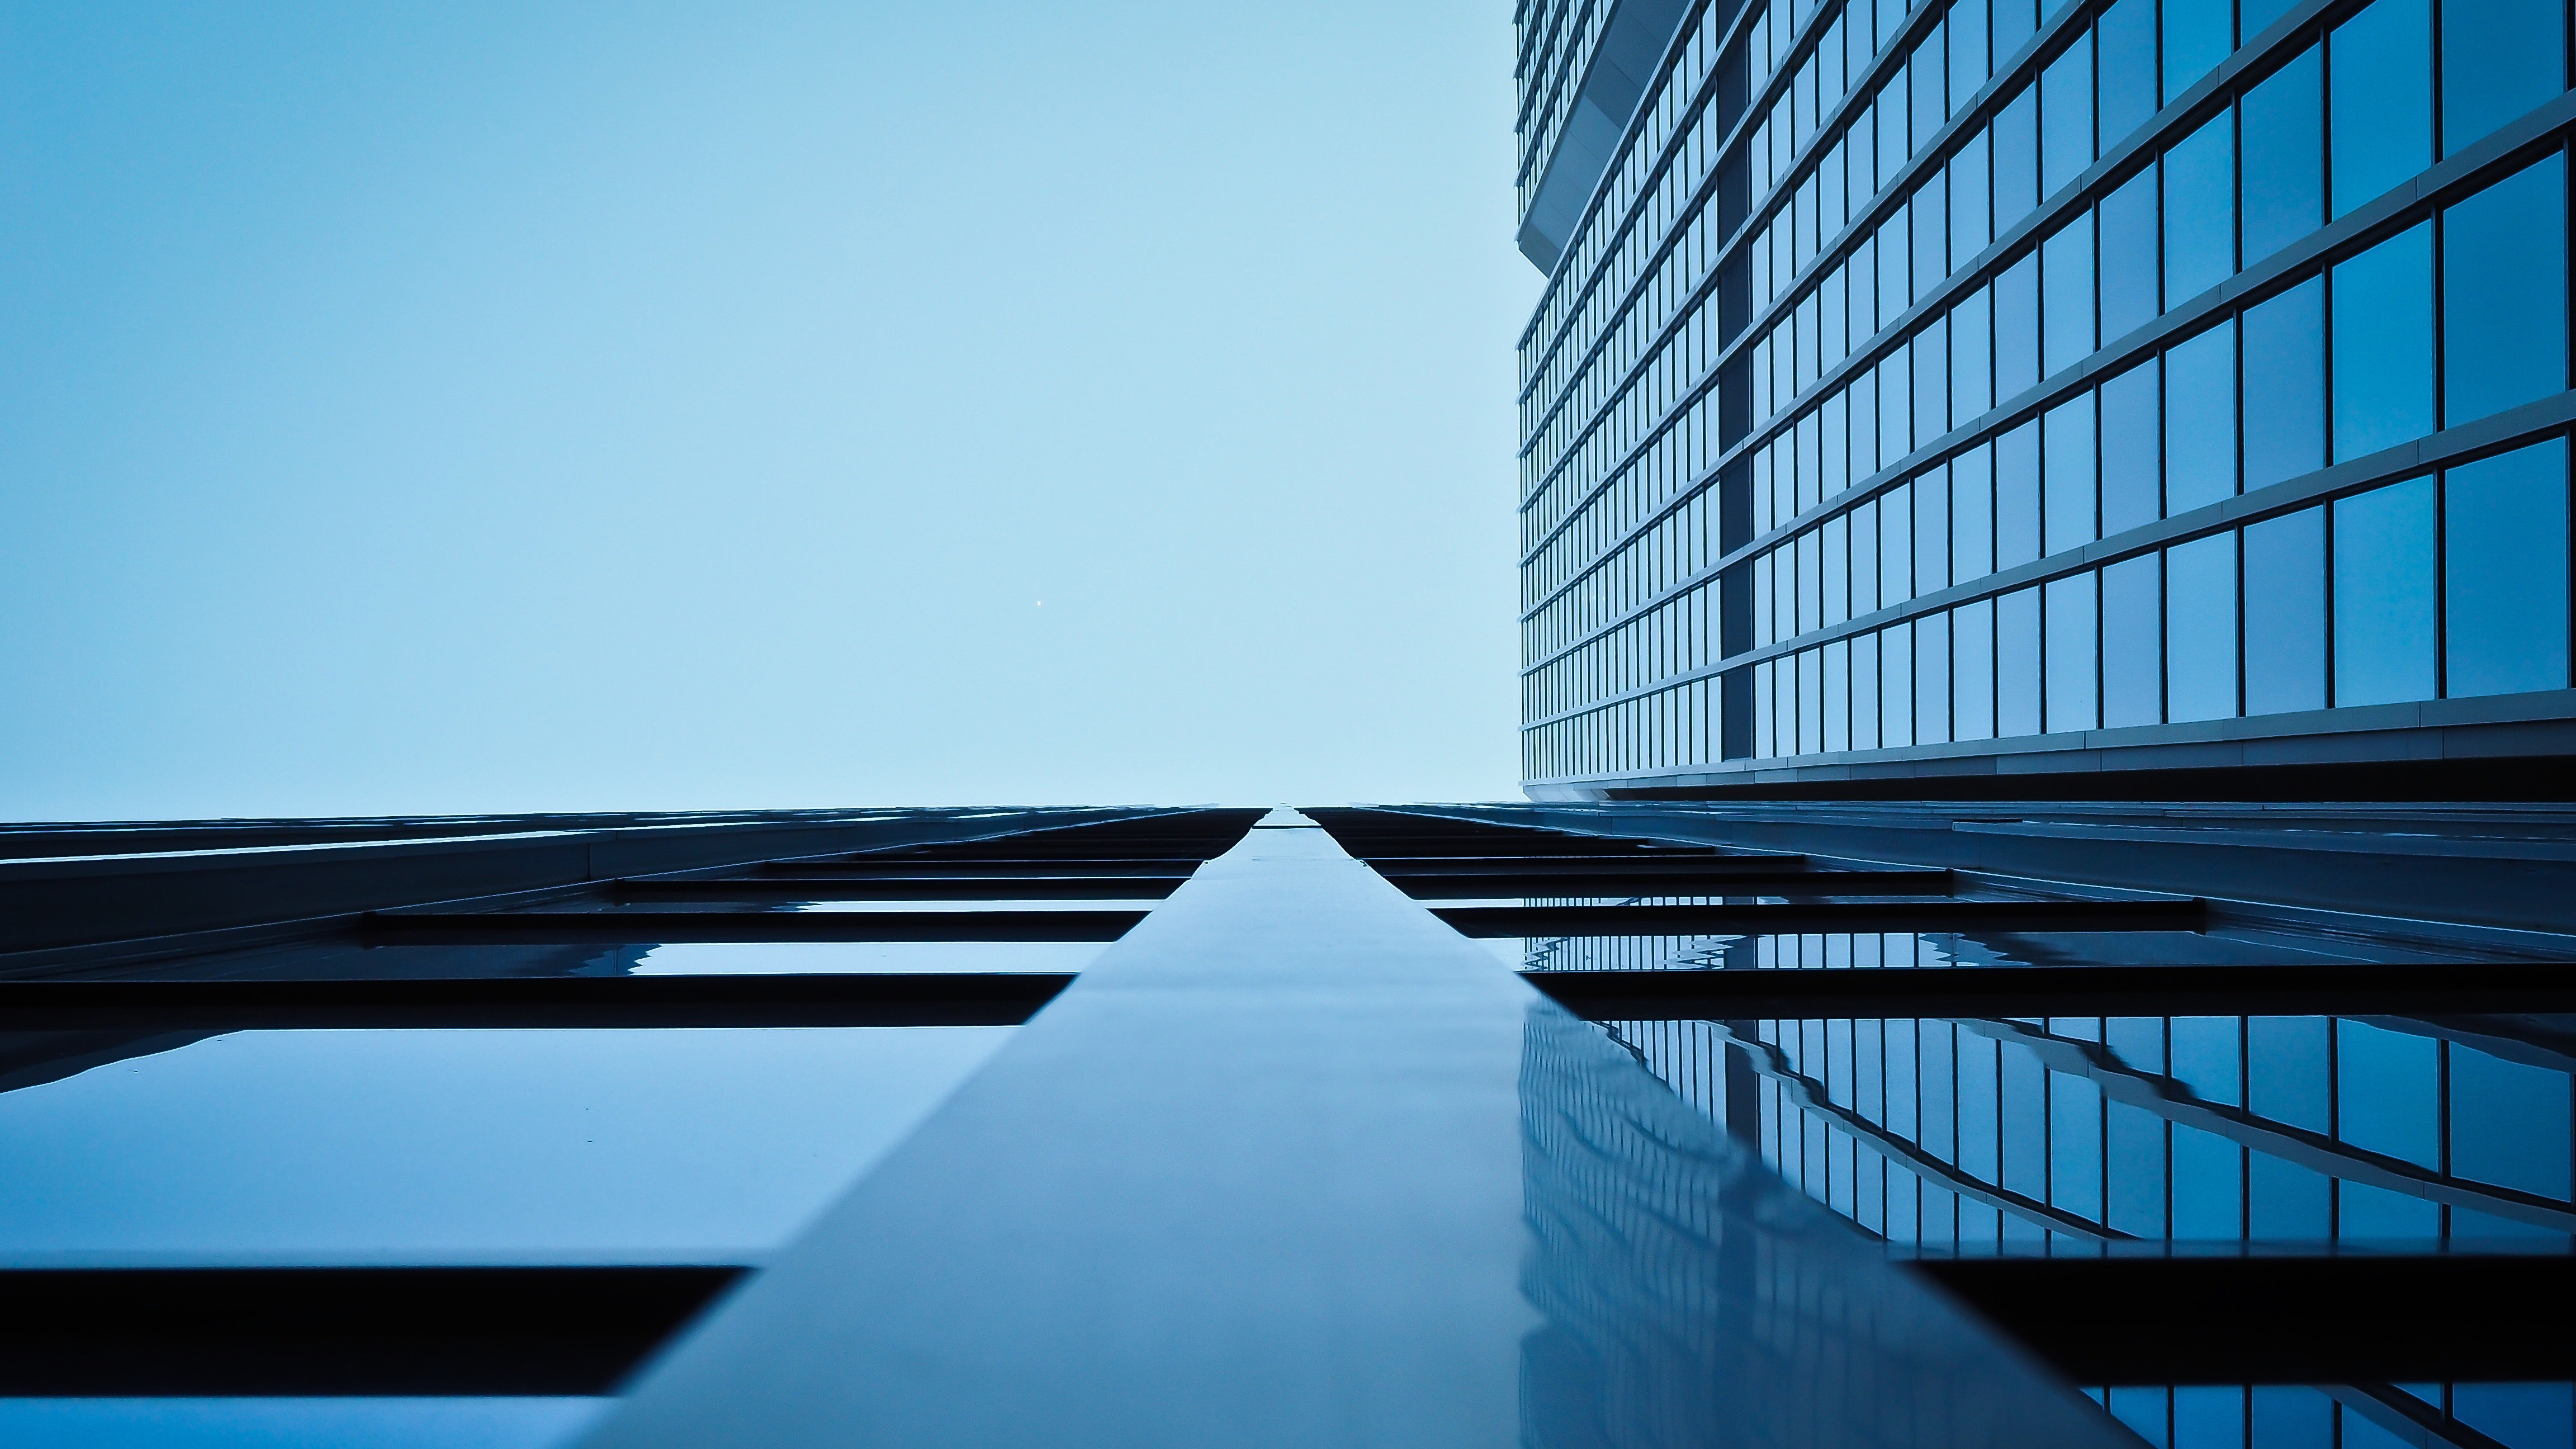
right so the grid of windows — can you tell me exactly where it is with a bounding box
[1516,0,2576,792]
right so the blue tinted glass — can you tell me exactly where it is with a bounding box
[1917,613,1953,742]
[2042,214,2096,375]
[1952,134,1992,265]
[2097,0,2157,146]
[1914,316,1949,443]
[2332,222,2434,460]
[2044,571,2098,730]
[2248,1151,2332,1238]
[2165,323,2238,513]
[2001,1044,2048,1198]
[2044,392,2096,552]
[1882,482,1914,602]
[2101,553,2162,725]
[2171,1124,2243,1238]
[1913,36,1947,149]
[2105,1100,2167,1235]
[2165,112,2236,304]
[2333,477,2437,704]
[1881,350,1911,461]
[2166,531,2239,720]
[2336,1019,2440,1168]
[2174,1387,2248,1449]
[1854,632,1882,749]
[2243,278,2324,488]
[2340,1177,2440,1238]
[2100,362,2161,533]
[2247,1016,2331,1131]
[1996,0,2040,58]
[1854,498,1882,614]
[1953,444,1996,580]
[1996,257,2040,400]
[2251,1388,2336,1448]
[1853,368,1881,477]
[2454,1384,2576,1448]
[1914,177,1948,301]
[2444,155,2569,427]
[1953,0,1991,103]
[1882,621,1916,745]
[1998,585,2043,733]
[2447,438,2572,696]
[2246,508,2328,713]
[1879,218,1910,330]
[2172,1016,2242,1104]
[2451,1045,2574,1200]
[2042,34,2095,195]
[0,1400,607,1448]
[2049,1069,2104,1218]
[2444,0,2568,154]
[2099,168,2159,342]
[1916,461,1952,591]
[1955,598,1997,737]
[1997,419,2042,565]
[2242,49,2324,263]
[2329,0,2431,217]
[1952,286,1993,419]
[1993,87,2040,230]
[2109,1386,2171,1446]
[2165,0,2234,101]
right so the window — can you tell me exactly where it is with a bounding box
[2445,438,2572,697]
[1916,613,1953,743]
[2042,32,2095,196]
[2164,0,2234,102]
[1999,585,2044,733]
[2042,215,2096,375]
[1952,444,1996,581]
[2044,571,2099,730]
[2244,506,2327,713]
[2101,553,2162,726]
[2099,167,2159,342]
[2243,278,2325,489]
[2328,0,2433,216]
[2332,477,2438,705]
[2442,155,2568,428]
[2332,223,2435,461]
[2165,322,2238,513]
[1995,253,2041,397]
[2097,0,2158,149]
[1993,87,2042,231]
[1997,419,2043,566]
[2443,0,2567,154]
[1955,597,1998,738]
[2099,361,2161,534]
[2242,49,2323,264]
[2043,392,2096,553]
[2164,111,2235,304]
[2167,532,2240,721]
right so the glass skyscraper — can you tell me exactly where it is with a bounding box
[1515,0,2575,798]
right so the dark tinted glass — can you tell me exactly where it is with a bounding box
[2244,506,2328,713]
[2242,49,2323,264]
[2333,476,2438,705]
[2446,437,2572,697]
[2099,361,2161,534]
[2332,222,2434,461]
[2329,0,2433,216]
[2165,322,2238,513]
[2443,155,2569,427]
[2167,531,2239,720]
[2443,0,2567,154]
[2164,111,2235,304]
[2243,277,2325,488]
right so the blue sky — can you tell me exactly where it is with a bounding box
[0,2,1537,818]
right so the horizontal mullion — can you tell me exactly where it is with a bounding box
[1393,867,1954,896]
[1439,896,2201,935]
[1528,959,2576,1017]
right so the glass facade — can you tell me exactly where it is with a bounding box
[1516,0,2576,795]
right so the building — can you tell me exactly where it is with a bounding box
[1514,0,2575,799]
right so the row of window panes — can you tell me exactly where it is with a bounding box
[1522,678,1721,779]
[1745,436,2573,760]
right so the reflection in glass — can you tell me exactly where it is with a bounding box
[2331,224,2433,461]
[2443,157,2568,428]
[2333,478,2437,707]
[2446,438,2571,698]
[2243,506,2327,714]
[2328,0,2432,216]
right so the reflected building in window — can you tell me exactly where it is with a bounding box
[1514,0,2576,798]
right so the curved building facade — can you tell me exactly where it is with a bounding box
[1515,0,2576,798]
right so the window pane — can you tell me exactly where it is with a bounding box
[1993,88,2040,231]
[2097,0,2157,148]
[1996,0,2040,59]
[2164,0,2234,101]
[2167,531,2241,721]
[2042,33,2095,196]
[1995,253,2040,400]
[1953,444,1996,581]
[2242,48,2323,264]
[2451,1045,2574,1200]
[2099,361,2161,534]
[1882,481,1915,602]
[2164,110,2235,304]
[2243,277,2324,489]
[2042,214,2095,375]
[2244,507,2328,713]
[1853,498,1882,614]
[1998,585,2043,734]
[1915,461,1953,593]
[2446,438,2572,697]
[2332,476,2437,705]
[2443,0,2567,154]
[1952,285,1993,421]
[2044,391,2097,553]
[1917,613,1953,743]
[2443,155,2569,428]
[2165,322,2238,514]
[1882,622,1915,745]
[2336,1019,2439,1170]
[2328,0,2431,217]
[1914,316,1949,445]
[1953,0,1992,106]
[1997,419,2042,566]
[2332,222,2434,460]
[2101,553,2162,726]
[2045,571,2099,731]
[1952,132,1992,269]
[2099,167,2158,342]
[1955,598,1998,738]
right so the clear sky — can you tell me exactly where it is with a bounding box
[0,2,1539,820]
